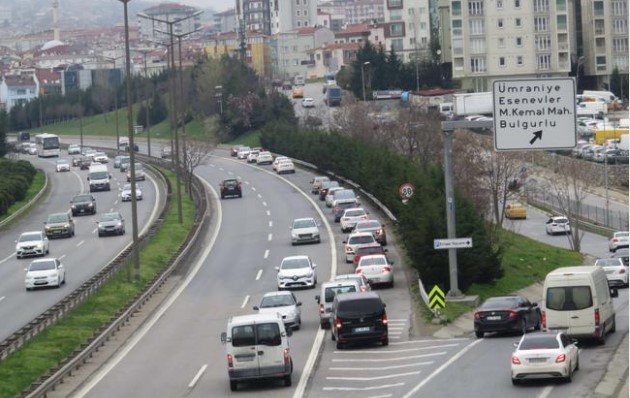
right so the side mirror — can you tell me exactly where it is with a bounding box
[532,302,538,307]
[342,240,347,244]
[253,306,259,311]
[285,328,293,337]
[610,287,619,298]
[315,295,320,303]
[571,338,578,346]
[513,342,519,348]
[87,177,90,181]
[383,248,389,252]
[58,264,63,268]
[275,266,280,272]
[24,268,28,272]
[312,263,317,268]
[220,332,228,344]
[296,302,302,307]
[389,261,395,265]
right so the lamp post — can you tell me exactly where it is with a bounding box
[100,54,125,154]
[117,0,140,280]
[138,10,202,224]
[361,61,370,102]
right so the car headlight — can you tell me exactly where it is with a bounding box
[45,225,51,230]
[63,223,70,228]
[88,203,93,207]
[35,243,43,248]
[71,205,77,208]
[116,222,122,227]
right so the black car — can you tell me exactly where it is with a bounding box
[333,202,357,222]
[330,291,388,349]
[70,194,97,216]
[220,178,242,199]
[474,295,541,338]
[79,156,92,170]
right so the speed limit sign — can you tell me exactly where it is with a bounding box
[399,183,415,200]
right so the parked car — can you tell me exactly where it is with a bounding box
[343,232,378,263]
[340,207,369,233]
[545,216,571,235]
[276,255,317,290]
[511,331,579,385]
[608,231,629,252]
[356,254,394,288]
[253,291,302,330]
[55,159,71,172]
[290,217,320,245]
[330,291,388,349]
[505,202,527,220]
[44,212,75,239]
[96,212,125,237]
[70,194,97,216]
[25,258,66,291]
[473,295,541,338]
[15,231,49,259]
[594,257,629,287]
[121,183,143,202]
[220,178,242,199]
[354,219,387,245]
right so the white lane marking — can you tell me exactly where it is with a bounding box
[0,296,5,302]
[266,210,271,216]
[92,228,98,234]
[268,221,273,228]
[327,371,420,381]
[402,339,482,398]
[324,383,404,391]
[228,171,233,175]
[219,167,224,171]
[77,240,85,247]
[390,338,469,345]
[264,249,269,259]
[268,233,272,241]
[537,386,554,398]
[210,164,215,167]
[244,181,250,185]
[0,253,15,265]
[59,254,66,260]
[241,295,250,309]
[334,344,459,355]
[262,201,267,207]
[73,176,223,397]
[330,361,434,371]
[257,193,262,199]
[188,364,208,389]
[255,270,263,280]
[333,352,446,362]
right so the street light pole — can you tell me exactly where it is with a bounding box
[361,61,370,102]
[118,0,140,280]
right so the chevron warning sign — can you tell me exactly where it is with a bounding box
[429,285,446,310]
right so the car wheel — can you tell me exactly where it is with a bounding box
[284,374,292,387]
[565,365,573,383]
[520,319,527,335]
[26,287,31,292]
[16,254,21,259]
[382,337,389,346]
[575,356,580,371]
[511,378,520,386]
[609,316,616,333]
[336,340,344,349]
[598,324,607,345]
[534,313,542,331]
[475,331,484,338]
[56,277,62,288]
[229,380,238,391]
[98,232,103,237]
[62,275,66,284]
[331,331,336,341]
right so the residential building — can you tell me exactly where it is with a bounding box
[271,0,319,33]
[236,0,273,34]
[0,73,38,112]
[138,3,202,43]
[36,69,62,96]
[334,23,385,48]
[382,0,432,64]
[344,0,386,24]
[207,31,272,78]
[273,26,335,79]
[214,8,238,33]
[317,1,346,32]
[307,42,361,77]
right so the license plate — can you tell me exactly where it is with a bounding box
[528,358,547,363]
[486,316,501,321]
[354,326,371,333]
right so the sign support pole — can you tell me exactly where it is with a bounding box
[442,128,462,297]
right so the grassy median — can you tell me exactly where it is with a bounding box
[0,170,46,226]
[0,168,195,398]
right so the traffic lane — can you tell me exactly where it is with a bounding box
[80,158,334,398]
[0,160,159,341]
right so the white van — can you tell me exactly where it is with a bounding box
[542,266,617,344]
[315,280,361,329]
[87,164,111,192]
[221,313,293,391]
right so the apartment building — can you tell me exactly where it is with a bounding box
[214,8,238,34]
[273,26,335,79]
[382,0,432,64]
[236,0,318,35]
[307,42,361,77]
[207,31,272,78]
[0,73,38,112]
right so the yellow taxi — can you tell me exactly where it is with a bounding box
[505,202,527,219]
[292,87,304,98]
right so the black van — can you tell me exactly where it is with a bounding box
[330,291,388,349]
[18,131,30,142]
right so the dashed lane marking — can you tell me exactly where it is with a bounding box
[256,270,263,280]
[323,383,405,392]
[330,361,434,371]
[327,371,420,381]
[332,352,447,362]
[264,250,269,259]
[241,295,249,309]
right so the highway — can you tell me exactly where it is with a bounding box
[0,151,161,342]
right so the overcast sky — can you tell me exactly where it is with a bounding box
[145,0,235,12]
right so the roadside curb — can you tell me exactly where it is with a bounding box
[593,332,629,398]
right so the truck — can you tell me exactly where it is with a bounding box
[593,128,629,145]
[582,90,623,110]
[578,101,608,115]
[293,75,305,86]
[324,85,343,106]
[453,92,493,116]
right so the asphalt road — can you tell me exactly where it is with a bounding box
[0,151,160,341]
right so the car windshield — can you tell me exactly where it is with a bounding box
[100,213,121,222]
[356,221,381,229]
[123,184,134,191]
[294,219,316,229]
[545,286,593,311]
[360,256,388,266]
[73,195,92,202]
[223,180,238,187]
[281,258,310,270]
[518,335,560,350]
[324,285,357,302]
[349,235,376,244]
[19,233,42,242]
[552,218,568,224]
[260,294,295,308]
[614,232,629,238]
[480,297,519,309]
[29,260,55,271]
[48,214,68,223]
[345,210,364,217]
[596,258,622,267]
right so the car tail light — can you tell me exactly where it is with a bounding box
[345,245,352,253]
[227,353,234,368]
[474,312,480,321]
[382,266,391,273]
[356,268,363,274]
[555,353,566,363]
[381,311,388,325]
[511,355,521,365]
[542,311,546,329]
[354,255,360,264]
[620,267,626,274]
[284,348,290,364]
[613,238,619,243]
[335,317,342,329]
[319,304,325,315]
[594,308,600,326]
[376,228,383,236]
[360,286,368,292]
[507,310,518,319]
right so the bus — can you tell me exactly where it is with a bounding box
[35,133,60,157]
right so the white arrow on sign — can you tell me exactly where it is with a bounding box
[434,238,473,250]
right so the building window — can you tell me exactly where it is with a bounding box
[297,21,301,26]
[557,15,567,30]
[408,8,414,15]
[593,1,604,16]
[297,10,301,16]
[498,37,505,48]
[391,38,403,51]
[515,18,521,28]
[613,38,628,52]
[389,22,404,37]
[452,1,461,16]
[387,0,403,9]
[534,17,548,32]
[496,0,504,9]
[469,19,484,35]
[534,0,549,12]
[517,56,523,65]
[469,1,483,16]
[516,37,523,46]
[556,0,566,11]
[390,9,402,21]
[452,19,462,36]
[470,57,487,72]
[470,38,486,53]
[304,10,307,15]
[514,0,521,8]
[612,1,626,16]
[420,22,427,30]
[536,54,551,70]
[499,57,506,67]
[535,35,551,50]
[497,18,504,28]
[613,19,627,34]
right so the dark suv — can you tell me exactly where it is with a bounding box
[220,178,242,199]
[70,194,97,216]
[330,291,388,349]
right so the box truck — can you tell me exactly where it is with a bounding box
[453,92,493,116]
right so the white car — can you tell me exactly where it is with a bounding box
[27,143,37,155]
[511,331,579,385]
[608,231,629,252]
[325,187,344,207]
[276,159,295,174]
[301,97,315,108]
[121,183,143,202]
[545,216,571,235]
[93,152,109,163]
[55,159,71,172]
[272,156,289,171]
[247,150,260,163]
[253,291,302,330]
[340,207,369,233]
[595,257,629,287]
[290,217,320,245]
[343,232,378,263]
[356,254,394,288]
[236,146,251,159]
[25,258,66,290]
[67,144,82,155]
[276,255,317,290]
[256,151,274,165]
[16,231,49,259]
[127,163,145,181]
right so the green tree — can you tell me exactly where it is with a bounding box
[610,67,629,100]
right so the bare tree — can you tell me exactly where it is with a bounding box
[181,129,218,198]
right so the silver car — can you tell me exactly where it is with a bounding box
[16,231,49,259]
[96,212,126,237]
[253,291,302,330]
[276,255,317,290]
[290,217,320,245]
[121,183,143,202]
